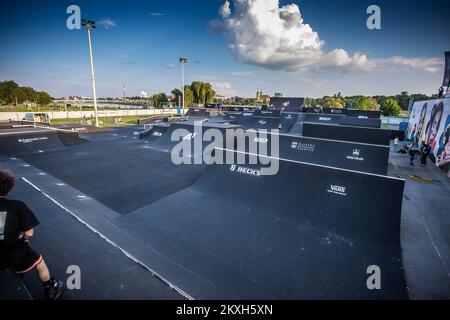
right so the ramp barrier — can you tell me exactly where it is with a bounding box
[302,122,391,146]
[119,149,407,299]
[0,127,86,157]
[339,116,382,128]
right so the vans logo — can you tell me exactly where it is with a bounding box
[230,165,261,177]
[327,185,347,196]
[319,117,331,121]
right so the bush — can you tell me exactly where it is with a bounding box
[380,98,401,116]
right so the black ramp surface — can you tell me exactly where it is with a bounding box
[116,151,407,299]
[139,123,170,140]
[0,128,86,157]
[323,107,346,115]
[20,133,204,214]
[279,112,299,133]
[270,97,304,111]
[339,116,382,128]
[302,122,391,146]
[298,113,342,124]
[185,108,207,118]
[246,116,281,130]
[346,109,381,119]
[243,131,390,174]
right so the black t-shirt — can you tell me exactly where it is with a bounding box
[0,198,40,249]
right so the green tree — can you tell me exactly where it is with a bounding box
[380,98,401,116]
[395,91,410,110]
[0,80,19,104]
[321,96,344,108]
[183,85,194,107]
[151,93,168,109]
[203,82,216,105]
[354,96,378,110]
[11,87,27,105]
[36,91,52,106]
[171,88,182,106]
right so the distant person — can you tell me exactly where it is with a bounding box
[409,145,416,166]
[438,86,444,98]
[393,137,399,152]
[420,144,430,166]
[0,170,64,300]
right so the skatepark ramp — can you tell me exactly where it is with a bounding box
[0,127,86,157]
[244,130,390,175]
[302,122,391,146]
[118,149,407,299]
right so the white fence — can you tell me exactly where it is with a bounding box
[0,109,179,121]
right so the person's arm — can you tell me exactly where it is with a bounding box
[24,228,34,240]
[19,202,40,239]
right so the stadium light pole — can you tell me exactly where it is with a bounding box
[179,57,187,114]
[82,19,99,127]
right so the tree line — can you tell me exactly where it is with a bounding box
[305,91,434,116]
[0,80,53,106]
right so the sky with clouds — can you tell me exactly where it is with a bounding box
[0,0,449,98]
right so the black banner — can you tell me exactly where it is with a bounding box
[443,51,450,88]
[269,97,304,111]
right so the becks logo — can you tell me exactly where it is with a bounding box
[230,165,261,177]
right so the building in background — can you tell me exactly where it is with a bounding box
[140,90,148,99]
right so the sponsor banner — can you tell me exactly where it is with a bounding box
[443,51,450,88]
[407,97,450,178]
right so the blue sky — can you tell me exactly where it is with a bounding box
[0,0,449,98]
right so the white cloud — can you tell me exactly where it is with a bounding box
[150,12,165,17]
[97,18,117,29]
[164,64,175,68]
[378,56,443,73]
[230,71,253,76]
[212,0,369,72]
[212,81,237,96]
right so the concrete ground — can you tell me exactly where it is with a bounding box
[388,146,450,299]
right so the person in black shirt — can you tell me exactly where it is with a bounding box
[0,169,63,300]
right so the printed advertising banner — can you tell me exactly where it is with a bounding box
[406,98,450,177]
[443,51,450,88]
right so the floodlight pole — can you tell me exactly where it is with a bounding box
[179,58,187,114]
[82,20,99,127]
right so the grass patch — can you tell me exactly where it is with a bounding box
[50,115,151,127]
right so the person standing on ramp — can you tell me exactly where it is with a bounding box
[0,170,64,300]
